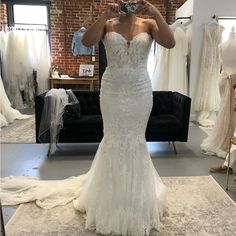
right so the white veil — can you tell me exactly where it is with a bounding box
[38,89,78,154]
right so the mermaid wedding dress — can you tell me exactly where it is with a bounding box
[0,31,166,236]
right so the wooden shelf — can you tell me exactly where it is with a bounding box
[49,77,99,91]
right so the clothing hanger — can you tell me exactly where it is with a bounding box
[182,18,192,27]
[170,19,182,30]
[207,15,219,26]
[171,16,192,30]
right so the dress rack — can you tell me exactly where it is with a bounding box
[0,22,49,31]
[174,16,192,25]
[213,15,236,21]
[176,16,192,20]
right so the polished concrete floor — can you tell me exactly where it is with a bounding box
[1,124,236,226]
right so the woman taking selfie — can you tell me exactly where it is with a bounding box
[78,0,175,234]
[1,0,175,235]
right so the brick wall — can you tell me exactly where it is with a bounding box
[50,0,187,77]
[0,0,187,77]
[0,3,7,31]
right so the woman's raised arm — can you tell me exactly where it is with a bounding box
[82,3,120,47]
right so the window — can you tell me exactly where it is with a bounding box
[13,4,48,30]
[5,0,51,30]
[5,1,51,46]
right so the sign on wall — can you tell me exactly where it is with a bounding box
[79,64,94,77]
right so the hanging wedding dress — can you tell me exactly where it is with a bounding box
[168,25,188,95]
[35,31,51,94]
[152,25,188,96]
[0,31,7,83]
[193,21,225,126]
[5,31,25,108]
[0,31,166,236]
[152,43,169,91]
[2,30,50,109]
[0,74,31,128]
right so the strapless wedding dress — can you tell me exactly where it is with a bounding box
[0,31,166,236]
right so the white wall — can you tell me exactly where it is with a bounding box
[176,0,193,19]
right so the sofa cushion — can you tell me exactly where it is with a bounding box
[146,115,181,141]
[151,92,173,115]
[64,115,103,133]
[60,115,103,143]
[73,92,101,115]
[63,101,81,121]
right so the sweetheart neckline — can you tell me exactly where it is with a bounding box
[105,31,151,45]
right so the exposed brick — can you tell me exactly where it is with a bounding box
[0,3,7,31]
[0,0,187,76]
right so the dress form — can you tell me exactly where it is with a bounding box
[201,27,236,158]
[221,27,236,168]
[219,27,236,75]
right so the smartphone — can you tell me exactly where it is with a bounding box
[120,3,138,14]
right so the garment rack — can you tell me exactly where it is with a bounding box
[213,15,236,20]
[0,22,49,31]
[176,16,192,20]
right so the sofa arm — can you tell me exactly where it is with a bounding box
[35,92,47,143]
[172,92,191,141]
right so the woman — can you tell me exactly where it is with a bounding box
[1,1,175,235]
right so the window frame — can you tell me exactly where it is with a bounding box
[2,0,51,29]
[3,0,51,48]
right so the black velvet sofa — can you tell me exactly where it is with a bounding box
[35,91,191,154]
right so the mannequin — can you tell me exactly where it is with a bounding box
[220,27,236,75]
[208,27,236,175]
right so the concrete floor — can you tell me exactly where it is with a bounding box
[1,124,236,226]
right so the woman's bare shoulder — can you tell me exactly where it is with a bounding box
[139,17,156,25]
[135,17,154,32]
[105,18,119,30]
[106,17,120,25]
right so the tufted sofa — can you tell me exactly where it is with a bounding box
[35,91,191,154]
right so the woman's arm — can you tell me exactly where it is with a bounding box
[138,0,176,49]
[82,3,120,47]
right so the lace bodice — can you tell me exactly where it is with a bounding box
[103,31,152,69]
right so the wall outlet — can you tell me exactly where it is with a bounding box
[92,56,96,62]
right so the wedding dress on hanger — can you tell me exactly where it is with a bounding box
[151,41,169,91]
[168,24,188,95]
[5,31,25,108]
[0,74,31,128]
[0,31,166,236]
[152,21,188,95]
[2,30,50,109]
[193,20,225,127]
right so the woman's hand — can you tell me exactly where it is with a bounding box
[105,2,121,20]
[137,0,159,16]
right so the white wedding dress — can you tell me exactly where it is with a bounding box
[0,74,31,128]
[193,22,224,126]
[152,26,188,96]
[0,31,166,236]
